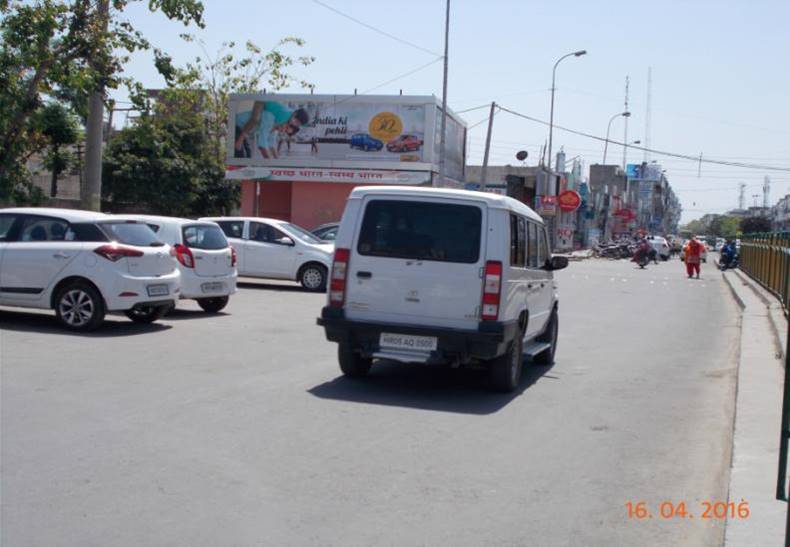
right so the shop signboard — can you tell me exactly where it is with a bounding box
[224,166,430,184]
[227,94,466,179]
[538,195,558,216]
[558,190,581,212]
[626,162,663,182]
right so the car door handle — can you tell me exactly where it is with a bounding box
[357,271,372,279]
[53,252,70,259]
[527,283,534,289]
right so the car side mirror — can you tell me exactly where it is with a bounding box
[545,255,569,271]
[277,236,295,246]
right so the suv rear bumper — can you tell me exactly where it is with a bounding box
[317,307,519,364]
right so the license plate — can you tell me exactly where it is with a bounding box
[147,284,169,297]
[201,281,225,293]
[379,333,438,352]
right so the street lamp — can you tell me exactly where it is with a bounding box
[547,49,586,170]
[603,111,630,164]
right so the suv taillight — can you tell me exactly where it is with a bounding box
[481,261,502,321]
[230,246,237,267]
[173,243,195,268]
[94,244,144,262]
[329,248,350,308]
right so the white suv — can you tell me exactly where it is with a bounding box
[0,208,180,331]
[317,186,568,392]
[114,215,237,313]
[202,216,334,291]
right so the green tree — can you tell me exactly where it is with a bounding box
[740,216,772,234]
[709,215,741,238]
[681,219,706,236]
[31,102,80,196]
[0,0,205,202]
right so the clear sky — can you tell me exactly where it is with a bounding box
[115,0,790,223]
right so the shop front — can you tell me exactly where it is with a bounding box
[225,94,466,230]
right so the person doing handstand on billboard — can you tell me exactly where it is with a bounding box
[234,101,310,159]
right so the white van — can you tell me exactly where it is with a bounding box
[317,186,568,392]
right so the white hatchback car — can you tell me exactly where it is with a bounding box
[646,235,670,261]
[317,186,568,392]
[0,208,180,330]
[113,215,237,313]
[201,216,334,291]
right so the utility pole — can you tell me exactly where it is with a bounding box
[83,0,110,211]
[764,175,771,208]
[739,182,746,210]
[437,0,450,188]
[643,67,652,163]
[622,75,629,171]
[480,102,496,192]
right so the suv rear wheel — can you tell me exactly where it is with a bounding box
[534,310,558,365]
[197,296,229,313]
[338,343,372,378]
[125,304,170,324]
[488,334,523,392]
[55,282,106,331]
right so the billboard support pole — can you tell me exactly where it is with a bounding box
[437,0,450,188]
[480,102,497,192]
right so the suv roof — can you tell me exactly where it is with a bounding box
[348,186,543,223]
[1,207,110,223]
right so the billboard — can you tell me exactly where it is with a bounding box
[227,94,465,176]
[626,162,663,182]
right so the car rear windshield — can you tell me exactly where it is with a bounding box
[357,199,482,263]
[182,224,228,250]
[100,222,163,246]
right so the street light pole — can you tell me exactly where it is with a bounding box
[437,0,450,188]
[547,49,586,171]
[603,111,630,165]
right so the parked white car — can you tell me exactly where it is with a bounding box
[646,235,670,260]
[0,208,180,330]
[113,215,237,312]
[317,186,568,392]
[201,217,334,291]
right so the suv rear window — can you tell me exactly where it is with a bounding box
[101,222,163,246]
[357,199,481,263]
[182,224,228,250]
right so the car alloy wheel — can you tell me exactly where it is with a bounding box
[58,289,95,327]
[302,266,325,290]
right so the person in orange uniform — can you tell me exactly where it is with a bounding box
[684,236,704,279]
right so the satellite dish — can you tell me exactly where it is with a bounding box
[516,150,528,161]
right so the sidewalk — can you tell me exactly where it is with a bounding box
[722,268,787,546]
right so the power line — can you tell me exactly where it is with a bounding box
[497,105,790,173]
[311,0,441,57]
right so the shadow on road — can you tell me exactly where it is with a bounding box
[0,309,172,337]
[308,359,556,415]
[164,308,229,321]
[237,281,319,293]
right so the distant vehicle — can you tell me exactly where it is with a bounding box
[715,237,726,251]
[311,222,340,242]
[0,208,180,330]
[646,235,670,260]
[113,215,237,313]
[317,186,568,392]
[386,134,423,153]
[350,133,383,152]
[202,217,334,291]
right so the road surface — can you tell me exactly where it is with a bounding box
[1,258,739,546]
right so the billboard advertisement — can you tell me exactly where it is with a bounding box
[626,162,663,182]
[228,94,468,174]
[432,106,467,182]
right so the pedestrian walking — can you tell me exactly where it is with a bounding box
[683,235,703,279]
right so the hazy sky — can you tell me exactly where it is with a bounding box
[115,0,790,223]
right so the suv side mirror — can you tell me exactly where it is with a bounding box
[276,236,295,246]
[545,255,569,271]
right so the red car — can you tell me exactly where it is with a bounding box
[386,134,423,153]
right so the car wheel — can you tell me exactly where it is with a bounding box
[338,343,372,378]
[55,282,106,331]
[534,310,558,365]
[124,304,170,324]
[197,296,229,313]
[300,264,327,291]
[488,334,523,392]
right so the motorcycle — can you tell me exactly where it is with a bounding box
[719,253,739,271]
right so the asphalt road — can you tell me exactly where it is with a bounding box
[1,258,740,546]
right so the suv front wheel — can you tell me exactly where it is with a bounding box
[55,282,106,331]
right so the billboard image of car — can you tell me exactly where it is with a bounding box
[350,134,384,152]
[386,134,423,153]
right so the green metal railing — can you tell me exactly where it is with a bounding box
[739,233,790,313]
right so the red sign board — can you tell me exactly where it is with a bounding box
[558,190,581,212]
[614,208,636,222]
